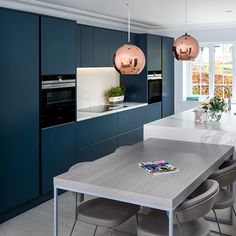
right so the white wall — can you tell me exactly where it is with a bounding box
[77,67,120,109]
[153,27,236,113]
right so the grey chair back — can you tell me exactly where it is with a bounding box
[210,160,236,187]
[174,179,219,224]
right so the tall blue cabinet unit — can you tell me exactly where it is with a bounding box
[162,37,174,117]
[41,16,76,75]
[41,123,76,193]
[0,9,40,214]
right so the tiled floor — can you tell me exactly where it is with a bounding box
[0,192,235,236]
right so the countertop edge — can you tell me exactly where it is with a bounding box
[77,103,148,122]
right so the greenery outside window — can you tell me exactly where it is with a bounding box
[185,42,235,101]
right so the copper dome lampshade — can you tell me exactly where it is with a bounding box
[114,3,146,75]
[173,0,200,61]
[173,33,199,61]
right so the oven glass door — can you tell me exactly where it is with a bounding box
[41,87,76,128]
[148,79,162,104]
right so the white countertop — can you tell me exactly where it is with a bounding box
[144,105,236,145]
[77,102,148,121]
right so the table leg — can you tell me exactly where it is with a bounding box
[168,210,174,236]
[54,187,58,236]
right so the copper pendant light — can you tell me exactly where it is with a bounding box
[114,3,146,75]
[173,0,199,61]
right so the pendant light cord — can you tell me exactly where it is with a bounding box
[127,3,132,43]
[185,0,187,33]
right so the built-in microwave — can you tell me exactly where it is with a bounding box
[148,71,162,104]
[41,74,76,128]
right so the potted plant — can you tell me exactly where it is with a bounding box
[105,86,126,104]
[201,96,227,121]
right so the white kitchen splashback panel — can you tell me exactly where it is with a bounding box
[77,68,120,109]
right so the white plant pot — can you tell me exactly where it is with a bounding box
[108,95,124,104]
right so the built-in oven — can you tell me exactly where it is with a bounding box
[148,71,162,104]
[41,74,76,128]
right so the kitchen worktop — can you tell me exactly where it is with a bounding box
[144,105,236,145]
[77,102,148,121]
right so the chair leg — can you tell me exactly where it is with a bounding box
[175,214,184,236]
[93,225,98,236]
[212,209,223,236]
[232,206,236,217]
[108,228,112,236]
[135,213,139,225]
[70,193,78,236]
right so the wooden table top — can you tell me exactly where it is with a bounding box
[54,138,233,210]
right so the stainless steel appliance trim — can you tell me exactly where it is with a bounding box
[42,83,76,89]
[147,77,162,80]
[42,79,76,85]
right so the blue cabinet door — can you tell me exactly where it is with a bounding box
[0,9,39,214]
[41,123,76,193]
[108,30,126,66]
[118,107,147,134]
[118,128,143,147]
[94,27,109,66]
[77,137,118,162]
[145,103,162,123]
[41,16,76,75]
[80,25,94,67]
[162,37,174,117]
[76,114,118,149]
[147,35,162,71]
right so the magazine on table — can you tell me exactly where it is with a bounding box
[138,160,180,175]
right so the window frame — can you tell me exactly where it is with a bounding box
[185,41,236,101]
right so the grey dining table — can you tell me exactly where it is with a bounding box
[53,138,234,236]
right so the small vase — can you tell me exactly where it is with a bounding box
[208,110,222,121]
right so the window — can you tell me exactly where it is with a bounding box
[186,42,234,100]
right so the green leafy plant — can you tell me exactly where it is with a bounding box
[201,96,227,112]
[105,86,126,98]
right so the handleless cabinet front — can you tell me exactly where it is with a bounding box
[41,16,76,75]
[41,123,76,193]
[0,9,40,214]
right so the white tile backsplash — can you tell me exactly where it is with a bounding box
[77,67,120,109]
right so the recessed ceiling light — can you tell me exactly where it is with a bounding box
[226,10,232,13]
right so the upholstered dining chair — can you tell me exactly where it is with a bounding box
[137,179,219,236]
[209,159,236,236]
[68,161,140,236]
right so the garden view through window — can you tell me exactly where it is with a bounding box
[189,43,234,100]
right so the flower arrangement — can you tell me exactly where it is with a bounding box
[201,96,227,121]
[201,96,227,112]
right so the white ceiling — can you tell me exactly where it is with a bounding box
[33,0,236,29]
[3,0,236,31]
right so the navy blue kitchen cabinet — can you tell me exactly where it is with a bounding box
[0,9,40,214]
[147,35,162,71]
[77,137,118,162]
[145,102,162,123]
[41,123,76,194]
[118,128,143,147]
[138,34,162,72]
[118,106,147,134]
[76,114,118,149]
[162,37,174,117]
[120,70,148,103]
[76,114,118,162]
[94,27,109,66]
[41,16,76,75]
[80,25,94,67]
[108,29,126,66]
[79,26,110,67]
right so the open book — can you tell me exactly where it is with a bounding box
[138,160,180,175]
